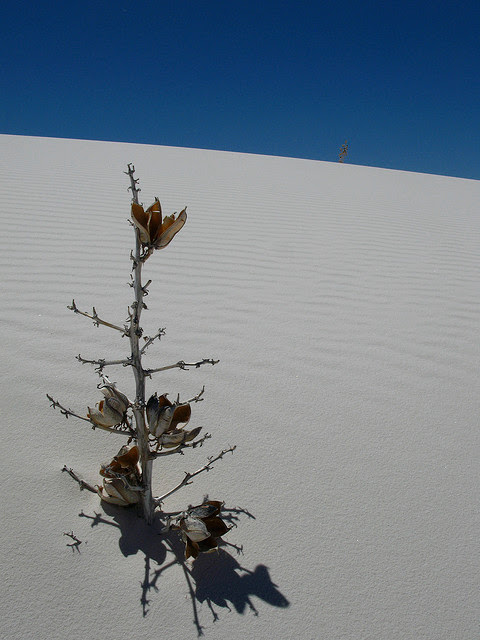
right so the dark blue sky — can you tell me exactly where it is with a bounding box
[1,1,479,179]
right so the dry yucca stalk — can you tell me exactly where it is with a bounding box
[339,140,349,163]
[48,165,235,557]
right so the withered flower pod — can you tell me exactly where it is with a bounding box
[97,478,140,506]
[99,444,140,478]
[174,500,230,559]
[87,384,129,429]
[131,199,187,249]
[146,393,201,447]
[97,445,141,507]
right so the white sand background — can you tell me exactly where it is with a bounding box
[0,134,478,639]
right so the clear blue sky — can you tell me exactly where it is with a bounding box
[1,1,479,179]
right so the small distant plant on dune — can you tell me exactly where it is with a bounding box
[339,140,349,163]
[48,165,236,560]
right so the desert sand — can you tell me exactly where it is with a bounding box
[0,134,478,639]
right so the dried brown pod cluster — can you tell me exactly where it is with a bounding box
[146,393,201,448]
[131,199,187,249]
[87,384,129,430]
[172,500,230,559]
[97,445,141,506]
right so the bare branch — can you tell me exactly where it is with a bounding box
[76,354,132,371]
[67,299,127,334]
[187,386,206,404]
[145,359,219,376]
[62,465,97,493]
[47,394,91,423]
[47,394,132,435]
[140,328,166,355]
[153,446,236,506]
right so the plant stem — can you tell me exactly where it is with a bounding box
[153,446,236,506]
[126,164,154,523]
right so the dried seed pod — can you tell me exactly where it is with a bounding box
[114,445,139,470]
[146,393,192,439]
[173,500,230,559]
[100,445,140,478]
[97,478,140,506]
[180,516,210,542]
[160,429,186,447]
[146,393,160,430]
[87,384,129,429]
[183,426,202,442]
[131,200,187,249]
[188,501,223,519]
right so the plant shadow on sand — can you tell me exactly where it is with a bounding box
[79,502,289,635]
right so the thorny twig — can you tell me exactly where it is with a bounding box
[187,386,206,404]
[125,163,141,199]
[140,328,166,355]
[145,359,219,376]
[76,354,132,371]
[153,446,236,506]
[47,395,91,423]
[68,299,127,334]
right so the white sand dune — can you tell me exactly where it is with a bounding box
[0,134,479,639]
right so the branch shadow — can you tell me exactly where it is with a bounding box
[79,503,289,635]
